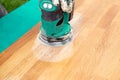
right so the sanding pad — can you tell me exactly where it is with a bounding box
[38,30,73,46]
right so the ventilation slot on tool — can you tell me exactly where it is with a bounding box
[56,17,64,26]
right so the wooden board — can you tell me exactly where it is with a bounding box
[1,0,120,80]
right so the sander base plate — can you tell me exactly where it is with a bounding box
[38,30,73,46]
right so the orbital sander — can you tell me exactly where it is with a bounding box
[38,0,74,46]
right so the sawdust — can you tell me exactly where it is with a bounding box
[32,37,74,62]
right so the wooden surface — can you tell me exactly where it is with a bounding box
[1,0,120,80]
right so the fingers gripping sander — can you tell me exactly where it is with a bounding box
[39,0,74,46]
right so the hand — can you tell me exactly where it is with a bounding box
[52,0,74,13]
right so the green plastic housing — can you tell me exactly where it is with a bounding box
[39,0,71,38]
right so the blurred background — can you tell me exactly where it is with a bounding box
[0,0,28,12]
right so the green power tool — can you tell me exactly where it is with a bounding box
[39,0,74,46]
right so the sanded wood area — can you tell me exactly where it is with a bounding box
[1,0,120,80]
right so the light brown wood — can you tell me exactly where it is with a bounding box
[1,0,120,80]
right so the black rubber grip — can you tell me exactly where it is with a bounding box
[41,7,63,21]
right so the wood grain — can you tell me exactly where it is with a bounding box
[1,0,120,80]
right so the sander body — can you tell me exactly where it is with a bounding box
[39,0,74,46]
